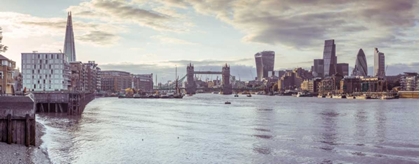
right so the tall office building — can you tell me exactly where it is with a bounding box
[351,49,368,76]
[374,48,385,78]
[312,59,324,77]
[64,12,76,62]
[21,52,70,91]
[336,63,349,77]
[323,39,336,77]
[255,51,275,81]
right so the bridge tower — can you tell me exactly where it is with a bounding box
[222,63,233,94]
[186,63,196,94]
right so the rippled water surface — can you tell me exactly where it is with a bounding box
[37,94,419,163]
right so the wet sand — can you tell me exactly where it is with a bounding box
[0,122,50,164]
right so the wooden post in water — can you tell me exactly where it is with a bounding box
[25,114,30,147]
[7,114,12,144]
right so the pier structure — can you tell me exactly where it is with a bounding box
[32,91,95,115]
[0,96,36,146]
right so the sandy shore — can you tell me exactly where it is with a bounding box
[0,121,50,164]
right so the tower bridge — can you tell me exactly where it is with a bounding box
[155,63,234,94]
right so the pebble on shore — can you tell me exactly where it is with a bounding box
[0,121,51,164]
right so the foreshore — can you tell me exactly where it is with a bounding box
[0,121,50,164]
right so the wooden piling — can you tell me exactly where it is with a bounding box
[25,114,30,147]
[7,114,12,144]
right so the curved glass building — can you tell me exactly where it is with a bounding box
[351,49,368,76]
[255,51,275,81]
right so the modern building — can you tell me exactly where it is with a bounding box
[374,48,385,78]
[132,73,153,92]
[400,72,419,91]
[100,70,132,92]
[351,49,368,76]
[64,12,76,62]
[21,52,70,91]
[336,63,349,77]
[312,59,324,77]
[323,40,337,77]
[0,54,16,94]
[255,51,275,81]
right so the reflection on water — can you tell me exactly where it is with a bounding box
[37,95,418,164]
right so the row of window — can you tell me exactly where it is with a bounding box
[22,69,65,74]
[22,54,63,60]
[22,59,64,64]
[24,84,64,90]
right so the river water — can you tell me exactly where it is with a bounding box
[37,94,419,164]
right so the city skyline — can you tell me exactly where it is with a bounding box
[0,0,418,82]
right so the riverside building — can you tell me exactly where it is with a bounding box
[100,70,132,92]
[132,74,153,92]
[21,52,70,91]
[0,55,16,94]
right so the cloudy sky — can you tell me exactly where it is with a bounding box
[0,0,418,82]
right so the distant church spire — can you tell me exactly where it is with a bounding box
[64,11,76,62]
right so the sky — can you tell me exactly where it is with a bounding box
[0,0,418,83]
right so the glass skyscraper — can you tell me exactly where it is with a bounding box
[351,49,368,76]
[312,59,324,77]
[322,39,336,77]
[64,12,76,62]
[255,51,275,81]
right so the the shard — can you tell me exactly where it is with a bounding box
[351,49,368,76]
[64,12,76,62]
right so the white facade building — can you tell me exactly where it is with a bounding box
[21,52,70,91]
[374,48,385,78]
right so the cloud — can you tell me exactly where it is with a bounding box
[77,31,120,45]
[0,12,122,46]
[67,0,193,32]
[151,35,196,45]
[168,0,418,53]
[166,58,253,66]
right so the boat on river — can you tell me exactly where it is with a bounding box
[296,91,312,97]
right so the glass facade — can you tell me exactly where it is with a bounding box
[64,12,76,62]
[322,39,336,77]
[255,51,275,81]
[351,49,368,76]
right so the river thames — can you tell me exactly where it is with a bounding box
[37,94,419,163]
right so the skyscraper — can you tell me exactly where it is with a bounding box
[336,63,349,77]
[351,49,368,76]
[255,51,275,81]
[64,12,76,62]
[312,59,324,77]
[323,39,336,77]
[374,48,385,78]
